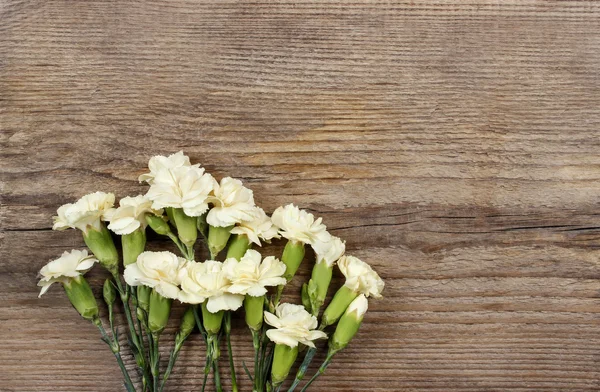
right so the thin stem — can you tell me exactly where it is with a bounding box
[287,347,317,392]
[167,233,191,259]
[160,342,182,392]
[299,353,335,392]
[152,333,160,392]
[213,359,223,392]
[225,314,239,392]
[96,321,136,391]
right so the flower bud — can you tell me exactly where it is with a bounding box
[244,295,265,331]
[137,285,151,312]
[301,283,311,311]
[148,288,172,335]
[321,285,358,327]
[122,228,146,266]
[226,234,251,261]
[271,343,298,385]
[172,208,197,247]
[177,307,196,344]
[201,302,224,335]
[83,224,119,276]
[207,225,233,258]
[103,279,116,306]
[329,294,368,353]
[146,215,172,236]
[63,276,99,322]
[310,260,333,311]
[281,240,305,281]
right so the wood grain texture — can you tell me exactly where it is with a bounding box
[2,0,600,390]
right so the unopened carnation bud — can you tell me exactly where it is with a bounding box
[122,228,146,266]
[83,224,119,276]
[103,279,116,306]
[301,283,311,311]
[148,288,172,335]
[63,276,99,322]
[146,215,171,236]
[137,285,151,312]
[281,240,305,281]
[321,286,358,327]
[172,208,198,247]
[226,234,252,261]
[329,294,368,353]
[207,225,233,258]
[176,307,196,346]
[310,260,333,313]
[271,344,299,386]
[244,295,265,331]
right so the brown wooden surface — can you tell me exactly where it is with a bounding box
[2,1,600,391]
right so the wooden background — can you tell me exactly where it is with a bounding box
[2,1,600,391]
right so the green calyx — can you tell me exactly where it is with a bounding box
[271,343,299,385]
[148,289,172,335]
[121,228,146,266]
[321,285,358,327]
[176,307,196,346]
[244,295,265,331]
[208,225,233,259]
[63,276,99,322]
[201,302,224,335]
[329,309,363,352]
[102,278,116,306]
[226,234,252,261]
[172,208,198,247]
[282,240,305,281]
[146,214,172,236]
[307,260,333,315]
[83,224,119,276]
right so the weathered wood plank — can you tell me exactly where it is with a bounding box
[2,0,600,391]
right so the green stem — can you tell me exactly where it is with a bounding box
[287,347,317,392]
[152,333,160,392]
[167,232,192,259]
[96,321,136,392]
[299,353,335,392]
[160,342,182,392]
[213,359,223,392]
[251,329,260,390]
[225,314,239,392]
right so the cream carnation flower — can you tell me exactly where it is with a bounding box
[206,177,255,227]
[52,192,115,233]
[145,165,216,217]
[38,250,98,297]
[124,251,186,299]
[271,204,329,245]
[338,256,384,298]
[264,303,328,348]
[311,235,345,267]
[138,151,196,184]
[105,195,163,235]
[178,260,244,313]
[230,206,280,246]
[223,249,286,297]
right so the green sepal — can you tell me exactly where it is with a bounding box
[148,289,172,334]
[207,225,233,258]
[102,278,116,306]
[146,215,172,236]
[63,276,99,322]
[226,234,252,261]
[165,207,176,228]
[122,228,146,266]
[271,344,298,385]
[321,285,358,327]
[301,283,311,311]
[201,302,224,335]
[281,240,305,281]
[83,224,119,276]
[176,307,196,346]
[244,295,265,331]
[196,211,209,239]
[172,208,198,247]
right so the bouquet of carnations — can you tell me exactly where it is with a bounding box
[38,152,385,392]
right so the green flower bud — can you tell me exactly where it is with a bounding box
[271,343,298,385]
[146,215,172,236]
[301,283,311,311]
[102,278,116,306]
[137,285,151,312]
[321,285,358,327]
[148,289,172,335]
[196,211,209,239]
[177,307,196,344]
[122,228,146,266]
[201,302,224,335]
[207,225,233,258]
[226,234,251,261]
[172,208,197,247]
[63,276,99,322]
[244,295,265,331]
[311,260,333,306]
[329,294,368,353]
[281,240,305,281]
[83,224,119,276]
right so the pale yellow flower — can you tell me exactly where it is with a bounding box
[206,177,255,227]
[138,151,197,184]
[223,249,286,297]
[264,303,327,348]
[52,192,115,233]
[124,251,186,299]
[106,195,162,235]
[271,204,329,245]
[230,206,280,246]
[337,256,384,298]
[311,235,345,267]
[38,250,98,297]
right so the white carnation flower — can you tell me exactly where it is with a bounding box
[223,249,286,297]
[271,204,329,245]
[264,303,328,348]
[311,235,345,267]
[346,294,369,319]
[38,249,98,297]
[145,165,216,217]
[337,256,384,298]
[138,151,197,184]
[124,251,186,299]
[230,206,280,246]
[206,177,255,227]
[178,260,244,313]
[105,195,163,235]
[52,191,115,233]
